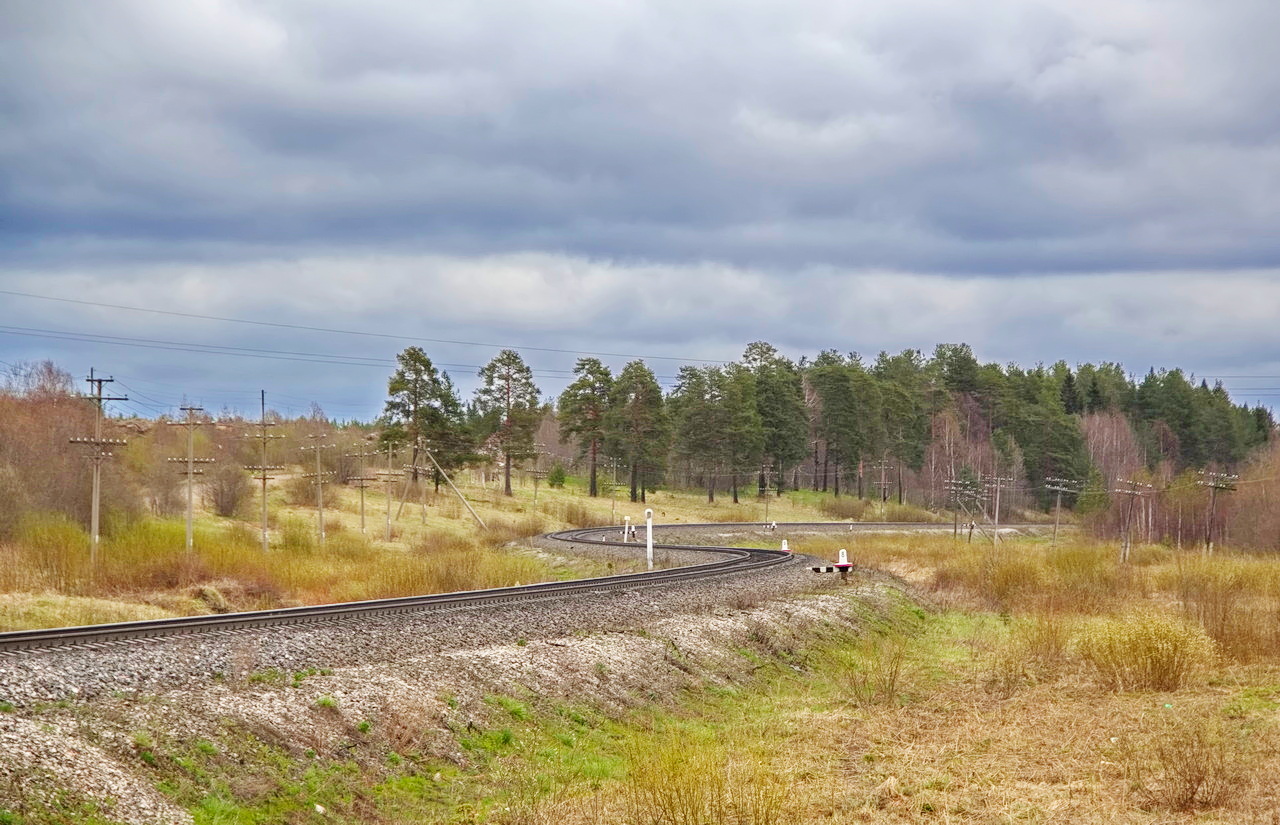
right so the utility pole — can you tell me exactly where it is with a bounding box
[1044,477,1083,547]
[1112,478,1152,564]
[402,461,433,523]
[944,475,982,543]
[346,440,379,534]
[166,405,214,552]
[69,368,128,572]
[871,459,892,502]
[376,444,403,542]
[243,391,284,553]
[300,437,336,545]
[1197,471,1238,555]
[985,475,1013,546]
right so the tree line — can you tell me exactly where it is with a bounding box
[0,342,1272,549]
[377,341,1274,514]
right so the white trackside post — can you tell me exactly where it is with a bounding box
[623,515,630,542]
[644,508,654,571]
[838,548,848,566]
[781,539,790,553]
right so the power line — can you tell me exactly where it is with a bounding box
[0,288,725,363]
[0,325,654,383]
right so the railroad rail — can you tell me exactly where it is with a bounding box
[0,521,996,655]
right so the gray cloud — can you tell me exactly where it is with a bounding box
[5,0,1280,271]
[4,1,1280,416]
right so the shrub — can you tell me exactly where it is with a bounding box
[547,463,567,489]
[819,497,870,521]
[559,500,612,528]
[205,464,251,518]
[1115,713,1266,811]
[844,635,909,706]
[0,464,30,541]
[283,474,338,508]
[1075,611,1215,691]
[881,502,940,523]
[984,555,1048,608]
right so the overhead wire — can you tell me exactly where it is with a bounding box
[0,288,725,363]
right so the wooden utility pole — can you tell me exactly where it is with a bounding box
[69,368,128,571]
[944,475,982,543]
[243,391,284,552]
[1197,471,1238,555]
[1113,479,1152,563]
[346,441,379,534]
[300,437,336,545]
[986,474,1013,546]
[167,405,214,552]
[1044,477,1083,547]
[871,460,892,502]
[376,444,403,542]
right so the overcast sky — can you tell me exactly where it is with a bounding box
[3,0,1280,420]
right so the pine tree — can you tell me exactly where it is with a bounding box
[382,347,466,484]
[743,342,808,495]
[558,358,614,497]
[670,365,724,502]
[474,350,541,497]
[605,361,668,503]
[720,364,764,503]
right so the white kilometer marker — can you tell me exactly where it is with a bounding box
[645,508,654,571]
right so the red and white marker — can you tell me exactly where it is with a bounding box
[812,548,855,582]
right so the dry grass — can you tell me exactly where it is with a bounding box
[486,602,1280,824]
[622,729,788,825]
[1114,712,1275,812]
[0,510,552,630]
[0,478,851,630]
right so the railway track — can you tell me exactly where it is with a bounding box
[0,520,994,655]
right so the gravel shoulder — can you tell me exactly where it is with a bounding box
[0,527,914,823]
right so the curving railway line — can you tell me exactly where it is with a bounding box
[0,521,981,655]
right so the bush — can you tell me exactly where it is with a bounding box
[1115,714,1266,811]
[0,464,30,541]
[283,474,338,509]
[547,463,567,489]
[984,555,1048,608]
[881,502,941,523]
[560,501,612,528]
[1075,611,1215,691]
[205,464,251,518]
[819,497,870,521]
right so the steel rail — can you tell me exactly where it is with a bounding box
[0,521,1009,654]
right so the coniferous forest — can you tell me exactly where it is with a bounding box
[2,341,1275,551]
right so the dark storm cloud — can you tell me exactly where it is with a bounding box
[6,0,1280,273]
